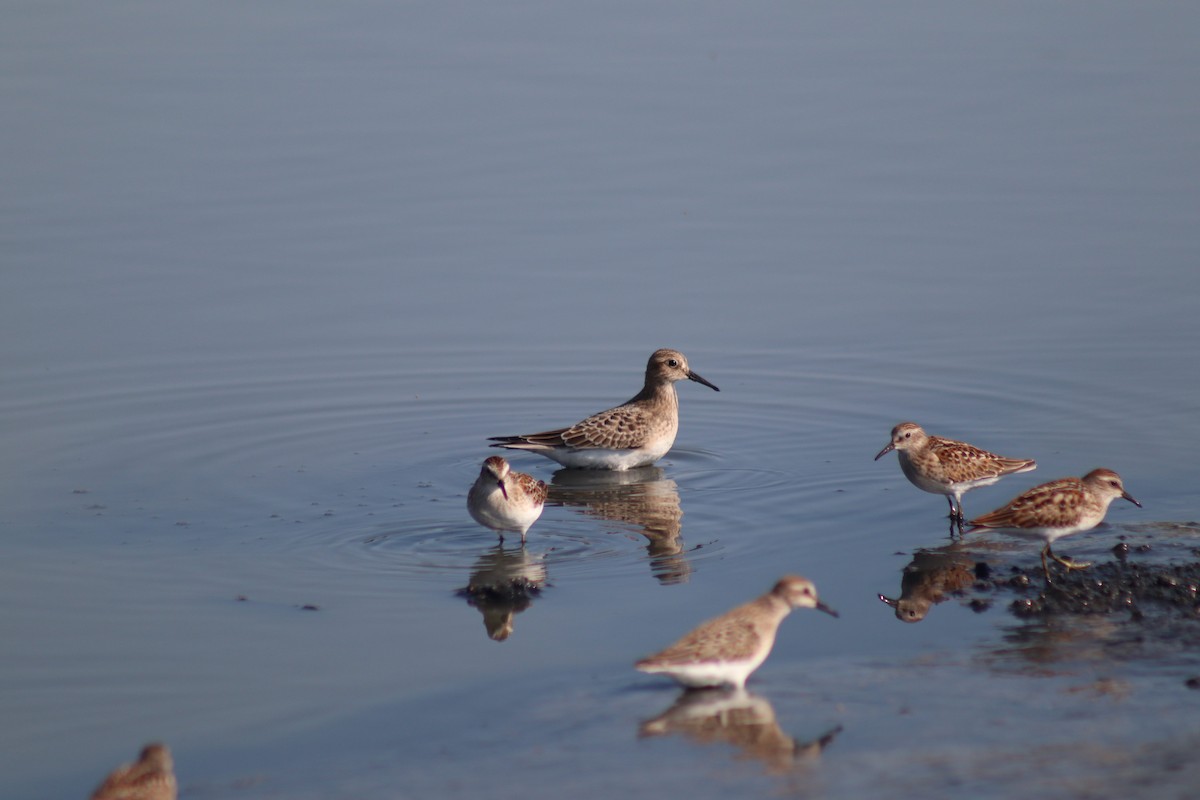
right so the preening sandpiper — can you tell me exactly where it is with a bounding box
[967,468,1141,579]
[467,455,547,543]
[635,575,837,690]
[489,348,718,470]
[875,422,1036,533]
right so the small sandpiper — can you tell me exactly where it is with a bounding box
[90,743,177,800]
[967,468,1142,578]
[467,456,547,543]
[635,575,837,690]
[875,422,1037,533]
[489,348,719,470]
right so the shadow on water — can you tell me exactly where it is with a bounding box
[638,688,842,779]
[457,543,548,642]
[878,545,979,623]
[873,522,1200,679]
[547,466,695,585]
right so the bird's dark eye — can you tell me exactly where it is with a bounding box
[667,359,679,367]
[904,433,911,439]
[1110,481,1120,488]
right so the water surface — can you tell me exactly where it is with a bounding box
[3,2,1200,798]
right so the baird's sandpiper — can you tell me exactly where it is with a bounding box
[489,349,718,470]
[635,576,836,690]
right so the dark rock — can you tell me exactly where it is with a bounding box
[990,560,1200,617]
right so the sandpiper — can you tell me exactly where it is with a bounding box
[966,468,1141,578]
[467,455,547,543]
[489,348,718,470]
[90,743,177,800]
[635,575,837,689]
[875,422,1037,532]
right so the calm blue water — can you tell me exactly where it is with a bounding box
[3,2,1200,798]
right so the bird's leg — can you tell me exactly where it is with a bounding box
[1047,544,1091,571]
[946,496,965,537]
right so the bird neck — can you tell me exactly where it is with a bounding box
[628,380,677,407]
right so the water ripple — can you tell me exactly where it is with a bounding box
[2,344,1184,588]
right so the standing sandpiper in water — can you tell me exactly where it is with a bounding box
[467,455,547,543]
[489,349,718,470]
[875,422,1037,533]
[635,576,837,690]
[967,468,1141,579]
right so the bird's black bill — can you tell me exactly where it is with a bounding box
[498,481,508,500]
[874,442,895,461]
[1123,492,1142,508]
[687,371,719,391]
[816,601,839,618]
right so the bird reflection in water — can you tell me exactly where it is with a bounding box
[457,544,547,641]
[548,466,691,584]
[90,742,177,800]
[639,688,841,776]
[989,614,1125,673]
[879,547,977,623]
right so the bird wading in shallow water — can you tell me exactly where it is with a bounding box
[967,468,1141,579]
[635,575,837,690]
[875,421,1036,534]
[489,348,718,471]
[467,455,547,543]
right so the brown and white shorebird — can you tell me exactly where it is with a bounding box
[635,576,837,690]
[467,456,547,543]
[874,422,1037,532]
[966,468,1142,578]
[90,743,177,800]
[489,348,719,470]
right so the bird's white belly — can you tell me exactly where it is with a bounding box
[549,437,675,470]
[898,454,951,493]
[468,486,539,532]
[650,660,754,689]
